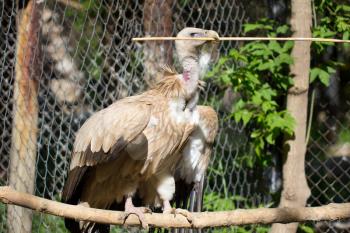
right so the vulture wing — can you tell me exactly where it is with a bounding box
[62,96,152,205]
[71,97,152,168]
[174,106,218,213]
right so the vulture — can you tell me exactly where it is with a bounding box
[173,32,219,217]
[62,27,220,233]
[139,32,219,233]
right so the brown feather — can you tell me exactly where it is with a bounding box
[64,74,194,209]
[161,64,177,76]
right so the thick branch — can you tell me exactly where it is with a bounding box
[1,186,350,229]
[270,1,312,232]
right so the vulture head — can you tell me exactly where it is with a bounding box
[175,27,219,71]
[175,27,219,55]
[174,27,219,99]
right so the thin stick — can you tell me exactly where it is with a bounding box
[132,36,350,43]
[1,186,350,228]
[57,0,83,10]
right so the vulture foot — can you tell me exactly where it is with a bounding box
[164,207,193,224]
[123,197,151,229]
[174,208,193,224]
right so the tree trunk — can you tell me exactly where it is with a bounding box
[7,0,41,232]
[143,0,173,86]
[269,0,312,233]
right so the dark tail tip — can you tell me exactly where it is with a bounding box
[64,218,81,233]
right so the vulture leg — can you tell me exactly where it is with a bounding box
[123,196,151,229]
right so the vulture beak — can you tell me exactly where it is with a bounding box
[205,30,220,42]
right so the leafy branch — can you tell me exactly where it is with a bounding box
[207,19,295,158]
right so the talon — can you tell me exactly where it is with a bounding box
[123,207,150,229]
[175,208,193,224]
[163,207,176,216]
[124,197,150,229]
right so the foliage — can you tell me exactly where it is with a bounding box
[338,128,350,143]
[0,203,6,233]
[207,19,295,158]
[32,213,68,233]
[313,0,350,41]
[310,0,350,86]
[203,192,270,233]
[299,224,315,233]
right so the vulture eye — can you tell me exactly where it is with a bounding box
[190,33,202,37]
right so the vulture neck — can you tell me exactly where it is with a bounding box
[181,56,200,100]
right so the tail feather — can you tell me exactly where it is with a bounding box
[62,166,88,233]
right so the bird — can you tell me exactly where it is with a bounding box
[137,29,219,228]
[61,27,220,233]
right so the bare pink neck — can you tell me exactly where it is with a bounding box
[183,70,190,81]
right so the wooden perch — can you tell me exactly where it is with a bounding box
[132,36,350,43]
[1,186,350,229]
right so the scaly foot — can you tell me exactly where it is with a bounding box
[123,197,151,229]
[163,200,193,224]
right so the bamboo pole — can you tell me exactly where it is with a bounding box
[132,36,350,43]
[1,186,350,229]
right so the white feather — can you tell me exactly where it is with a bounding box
[169,98,186,123]
[147,116,159,128]
[179,127,205,183]
[199,52,211,77]
[157,174,175,201]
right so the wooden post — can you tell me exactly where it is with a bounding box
[7,0,41,232]
[269,0,312,233]
[143,0,173,86]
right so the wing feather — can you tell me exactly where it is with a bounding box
[70,97,152,169]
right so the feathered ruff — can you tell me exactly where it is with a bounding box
[161,64,207,93]
[161,64,177,76]
[150,75,186,100]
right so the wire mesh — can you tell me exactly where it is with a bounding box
[0,0,349,233]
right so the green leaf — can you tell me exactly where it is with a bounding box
[275,53,293,65]
[327,66,336,74]
[268,41,282,53]
[319,69,330,86]
[336,4,350,12]
[234,111,242,123]
[229,49,248,62]
[257,61,274,71]
[310,67,331,85]
[299,224,315,233]
[251,130,261,138]
[241,110,253,125]
[276,25,289,34]
[243,23,273,33]
[310,67,321,83]
[266,133,275,144]
[343,32,350,48]
[282,41,294,52]
[243,23,262,33]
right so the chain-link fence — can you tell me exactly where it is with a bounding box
[1,0,349,233]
